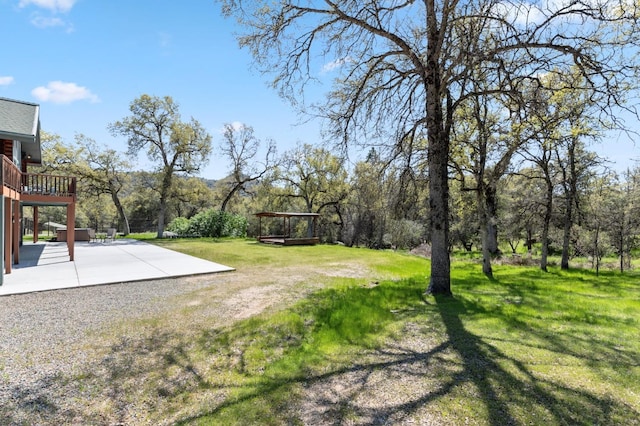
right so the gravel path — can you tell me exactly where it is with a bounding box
[0,265,333,425]
[0,276,222,425]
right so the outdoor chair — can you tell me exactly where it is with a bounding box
[105,228,117,243]
[88,228,97,242]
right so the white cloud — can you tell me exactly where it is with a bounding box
[19,0,77,13]
[31,81,100,104]
[19,0,77,31]
[0,76,15,86]
[218,121,246,135]
[30,15,66,28]
[229,121,245,131]
[494,1,545,26]
[495,0,607,26]
[321,57,353,74]
[30,14,74,32]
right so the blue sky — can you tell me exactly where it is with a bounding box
[1,0,638,180]
[0,0,328,179]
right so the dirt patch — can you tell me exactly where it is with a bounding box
[220,283,289,320]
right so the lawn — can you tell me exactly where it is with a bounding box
[88,239,640,424]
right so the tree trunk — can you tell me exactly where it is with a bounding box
[480,225,493,278]
[540,176,553,272]
[484,184,500,256]
[540,217,550,272]
[526,229,533,252]
[428,140,451,295]
[594,225,600,276]
[425,0,451,296]
[111,191,130,236]
[157,169,173,238]
[560,195,573,270]
[561,140,577,270]
[619,232,624,273]
[157,201,166,238]
[508,241,518,254]
[221,182,243,212]
[477,184,493,278]
[426,119,451,291]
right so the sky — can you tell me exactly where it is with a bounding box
[1,0,639,181]
[0,0,329,180]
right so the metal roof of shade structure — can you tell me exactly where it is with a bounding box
[255,211,320,245]
[255,211,320,218]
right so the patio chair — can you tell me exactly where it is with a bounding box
[105,228,117,243]
[88,228,97,242]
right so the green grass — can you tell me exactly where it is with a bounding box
[126,232,159,240]
[150,237,426,274]
[129,240,640,425]
[97,238,640,424]
[22,233,57,242]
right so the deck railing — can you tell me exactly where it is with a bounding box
[1,155,76,198]
[1,155,22,193]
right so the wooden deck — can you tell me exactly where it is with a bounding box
[1,155,77,203]
[1,155,77,275]
[258,236,320,246]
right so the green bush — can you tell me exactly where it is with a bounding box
[166,217,190,235]
[387,219,425,249]
[168,209,247,238]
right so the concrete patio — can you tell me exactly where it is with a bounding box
[0,239,234,296]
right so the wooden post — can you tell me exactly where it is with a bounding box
[4,197,11,274]
[12,200,19,265]
[313,216,317,237]
[33,206,39,243]
[0,196,4,283]
[66,202,75,261]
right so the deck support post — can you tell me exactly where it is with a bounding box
[66,202,75,261]
[4,197,11,274]
[33,206,38,243]
[0,196,4,283]
[12,200,19,265]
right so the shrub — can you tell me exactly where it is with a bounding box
[167,217,191,235]
[387,219,425,249]
[169,209,247,238]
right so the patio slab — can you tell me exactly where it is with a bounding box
[0,239,234,296]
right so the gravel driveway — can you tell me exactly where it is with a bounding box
[0,265,335,425]
[0,277,218,424]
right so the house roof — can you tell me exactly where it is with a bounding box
[0,97,42,164]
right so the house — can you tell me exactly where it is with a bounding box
[0,97,76,285]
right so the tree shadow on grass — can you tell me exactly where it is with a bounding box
[3,274,638,425]
[431,294,638,425]
[175,277,637,425]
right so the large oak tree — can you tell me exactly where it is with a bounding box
[109,95,212,238]
[220,0,640,294]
